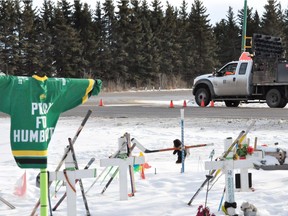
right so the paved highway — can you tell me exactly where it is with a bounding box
[62,90,288,120]
[67,104,288,119]
[1,90,288,119]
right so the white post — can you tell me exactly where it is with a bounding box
[180,109,185,173]
[240,168,249,192]
[66,150,76,215]
[49,148,97,216]
[205,137,254,215]
[100,156,145,200]
[224,137,234,203]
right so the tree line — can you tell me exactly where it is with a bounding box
[0,0,287,90]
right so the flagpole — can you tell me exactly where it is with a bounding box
[241,0,248,52]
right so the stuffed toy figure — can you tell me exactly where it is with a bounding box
[240,202,257,216]
[173,139,187,163]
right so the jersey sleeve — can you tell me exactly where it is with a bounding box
[91,79,102,96]
[54,78,102,113]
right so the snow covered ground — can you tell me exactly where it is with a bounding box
[1,99,288,215]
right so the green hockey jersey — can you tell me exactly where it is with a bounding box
[0,75,102,169]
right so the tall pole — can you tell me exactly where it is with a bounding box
[180,109,185,173]
[241,0,248,53]
[40,168,48,216]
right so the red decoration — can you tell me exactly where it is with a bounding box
[196,205,215,216]
[247,146,254,155]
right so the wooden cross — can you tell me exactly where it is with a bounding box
[205,137,254,207]
[49,147,97,216]
[100,155,145,201]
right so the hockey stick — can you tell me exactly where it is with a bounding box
[68,138,90,216]
[99,166,115,185]
[101,167,119,194]
[52,158,95,211]
[85,167,111,195]
[47,172,53,216]
[187,120,255,206]
[131,138,213,153]
[218,187,226,211]
[30,110,92,216]
[0,196,15,209]
[126,133,136,196]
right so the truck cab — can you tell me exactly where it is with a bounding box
[192,52,253,107]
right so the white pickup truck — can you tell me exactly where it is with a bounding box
[192,35,288,108]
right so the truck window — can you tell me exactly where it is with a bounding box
[218,63,237,76]
[239,62,248,75]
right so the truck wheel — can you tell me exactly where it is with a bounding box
[224,100,240,107]
[278,99,287,108]
[195,88,210,107]
[266,89,284,108]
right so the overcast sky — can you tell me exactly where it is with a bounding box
[32,0,288,25]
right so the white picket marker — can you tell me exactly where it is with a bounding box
[49,147,97,216]
[100,156,145,201]
[205,137,254,207]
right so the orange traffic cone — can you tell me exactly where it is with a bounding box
[169,100,174,108]
[99,99,104,106]
[183,100,187,108]
[201,99,205,107]
[210,100,214,107]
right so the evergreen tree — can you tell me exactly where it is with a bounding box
[92,1,106,79]
[128,0,147,87]
[188,0,217,79]
[159,3,181,87]
[150,0,164,87]
[72,2,97,77]
[101,0,117,84]
[37,0,56,76]
[51,4,83,77]
[59,0,73,24]
[18,1,42,76]
[250,11,261,35]
[178,0,194,85]
[0,0,20,75]
[238,6,255,37]
[179,0,188,21]
[114,0,130,87]
[261,0,283,36]
[138,0,155,87]
[214,6,241,65]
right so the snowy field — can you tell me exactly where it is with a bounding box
[0,99,288,215]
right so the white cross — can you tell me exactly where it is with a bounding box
[49,148,97,216]
[205,137,254,204]
[100,156,145,200]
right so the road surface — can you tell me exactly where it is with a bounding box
[1,90,288,119]
[65,90,288,120]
